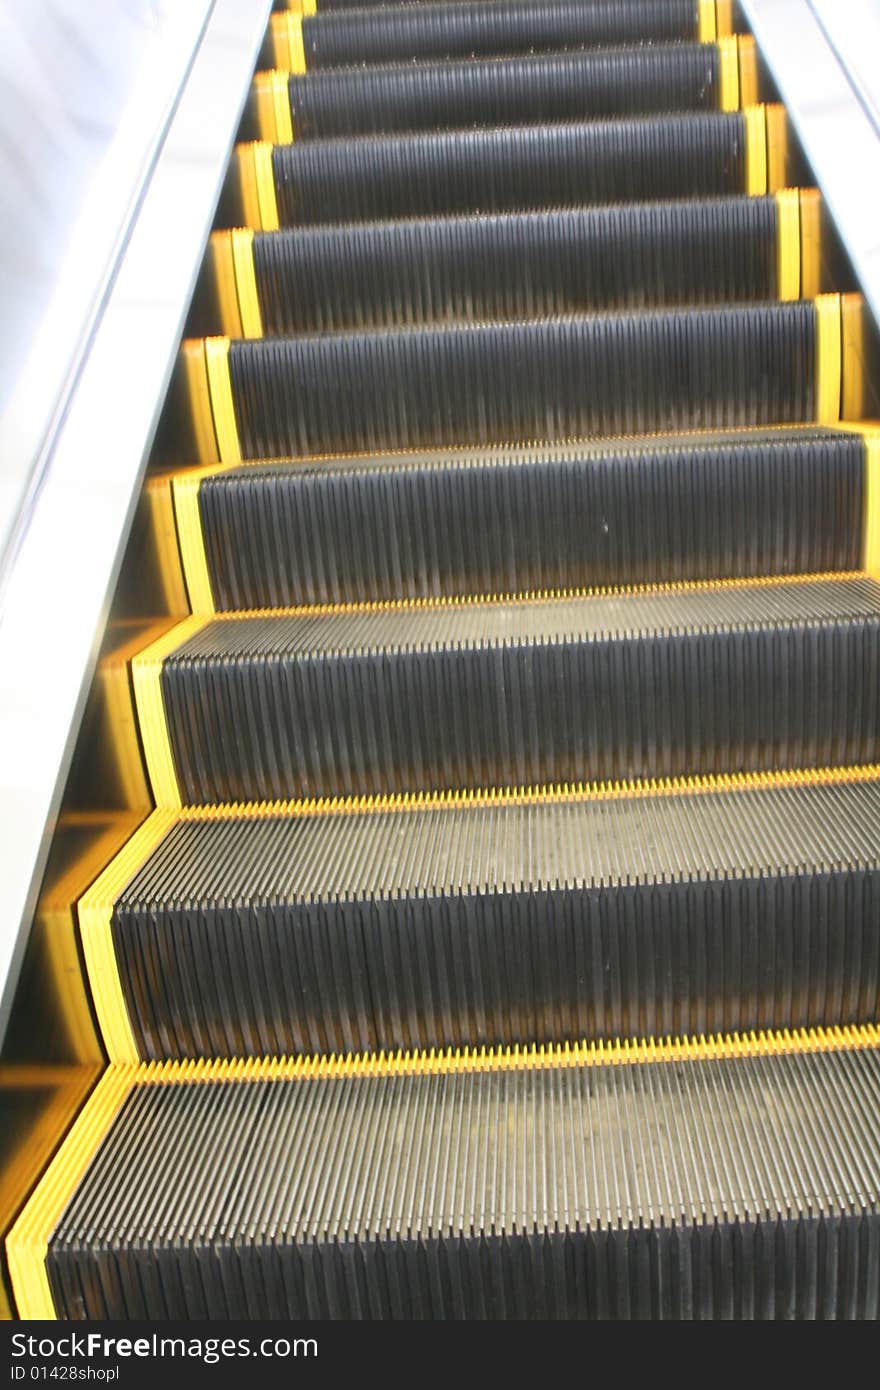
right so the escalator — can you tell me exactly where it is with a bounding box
[4,0,880,1320]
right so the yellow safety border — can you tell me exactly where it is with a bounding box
[6,1067,137,1320]
[699,0,716,42]
[143,475,190,618]
[253,71,293,145]
[254,141,279,232]
[98,761,880,833]
[231,228,264,339]
[204,337,241,465]
[841,292,866,422]
[799,189,822,298]
[138,1024,880,1083]
[180,339,219,466]
[815,292,842,425]
[714,0,733,37]
[774,189,801,301]
[96,623,173,812]
[237,142,262,231]
[270,13,306,74]
[130,615,207,810]
[765,103,788,192]
[31,814,145,1066]
[271,70,294,145]
[717,37,739,112]
[0,1064,100,1319]
[208,232,243,340]
[172,471,215,614]
[253,71,277,144]
[743,105,767,195]
[79,812,179,1064]
[737,35,758,107]
[128,564,862,629]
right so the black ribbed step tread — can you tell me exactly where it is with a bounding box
[284,45,723,140]
[227,302,816,458]
[195,429,863,609]
[271,113,748,225]
[156,576,880,802]
[46,1044,880,1319]
[252,198,780,335]
[300,0,704,68]
[110,777,880,1057]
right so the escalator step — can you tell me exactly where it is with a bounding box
[13,1030,878,1319]
[275,43,731,141]
[237,194,800,338]
[262,110,767,227]
[132,574,880,806]
[210,299,833,460]
[175,428,864,612]
[302,0,712,69]
[80,769,880,1061]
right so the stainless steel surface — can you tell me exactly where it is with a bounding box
[743,0,880,328]
[0,0,272,1042]
[0,1,212,581]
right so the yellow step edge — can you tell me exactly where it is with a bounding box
[717,37,739,112]
[737,35,758,108]
[774,189,800,301]
[799,188,822,298]
[699,0,717,42]
[172,470,215,614]
[93,625,166,813]
[714,0,733,38]
[6,1067,138,1321]
[841,291,867,422]
[208,232,242,339]
[252,70,279,145]
[815,292,842,425]
[236,142,279,233]
[743,105,767,195]
[203,336,241,464]
[180,339,218,466]
[254,141,279,232]
[130,615,208,810]
[0,1066,100,1318]
[162,421,856,478]
[236,142,262,232]
[79,812,179,1064]
[254,70,293,144]
[272,69,294,144]
[231,227,263,339]
[271,12,307,73]
[175,763,880,823]
[143,476,190,618]
[766,103,788,192]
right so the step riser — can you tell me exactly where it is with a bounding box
[227,303,818,459]
[189,435,864,611]
[114,867,880,1058]
[249,200,784,335]
[158,614,880,803]
[280,46,727,141]
[269,114,751,226]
